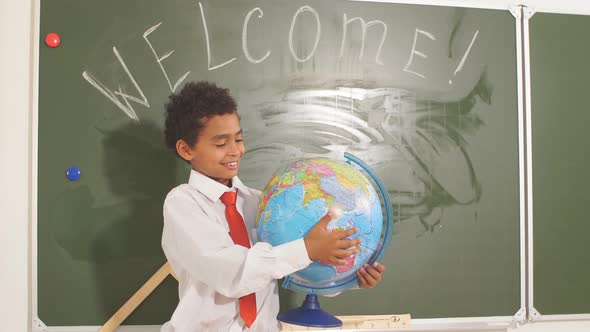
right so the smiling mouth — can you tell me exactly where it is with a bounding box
[224,161,238,167]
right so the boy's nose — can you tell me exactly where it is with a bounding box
[227,142,241,156]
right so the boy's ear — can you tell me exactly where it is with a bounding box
[176,139,194,162]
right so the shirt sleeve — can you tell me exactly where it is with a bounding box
[162,192,312,299]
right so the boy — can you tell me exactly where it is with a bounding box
[161,81,385,332]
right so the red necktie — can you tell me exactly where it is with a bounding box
[220,191,257,328]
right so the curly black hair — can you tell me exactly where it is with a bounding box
[164,81,238,159]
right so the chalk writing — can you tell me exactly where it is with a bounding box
[199,2,237,70]
[450,30,479,84]
[143,22,190,92]
[403,28,437,79]
[242,8,271,64]
[82,4,479,121]
[339,13,387,65]
[82,47,149,121]
[289,6,321,63]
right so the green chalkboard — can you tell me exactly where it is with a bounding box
[38,0,520,326]
[530,12,590,316]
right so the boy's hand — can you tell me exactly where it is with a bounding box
[357,262,386,289]
[304,213,361,265]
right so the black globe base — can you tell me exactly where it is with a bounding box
[277,293,342,328]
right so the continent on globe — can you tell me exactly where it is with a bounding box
[256,157,383,292]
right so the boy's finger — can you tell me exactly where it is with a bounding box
[360,266,377,287]
[372,262,386,273]
[334,248,357,258]
[339,238,361,248]
[365,265,383,281]
[341,227,359,238]
[316,213,332,227]
[327,257,346,265]
[335,258,347,265]
[357,270,368,288]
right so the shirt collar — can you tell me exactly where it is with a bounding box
[188,169,248,202]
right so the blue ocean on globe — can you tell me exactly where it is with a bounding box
[256,157,384,294]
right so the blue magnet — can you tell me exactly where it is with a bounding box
[66,166,81,181]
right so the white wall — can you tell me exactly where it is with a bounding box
[0,0,33,331]
[1,0,590,331]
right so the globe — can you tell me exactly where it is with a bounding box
[256,153,393,299]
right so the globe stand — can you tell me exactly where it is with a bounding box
[277,293,342,328]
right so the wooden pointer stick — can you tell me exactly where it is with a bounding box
[97,261,177,332]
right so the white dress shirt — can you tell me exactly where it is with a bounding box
[161,169,312,332]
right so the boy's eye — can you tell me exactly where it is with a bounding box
[214,138,242,147]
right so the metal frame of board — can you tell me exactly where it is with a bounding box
[30,0,590,331]
[32,0,42,329]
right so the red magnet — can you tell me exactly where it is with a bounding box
[45,33,61,48]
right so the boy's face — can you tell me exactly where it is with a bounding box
[177,113,244,187]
